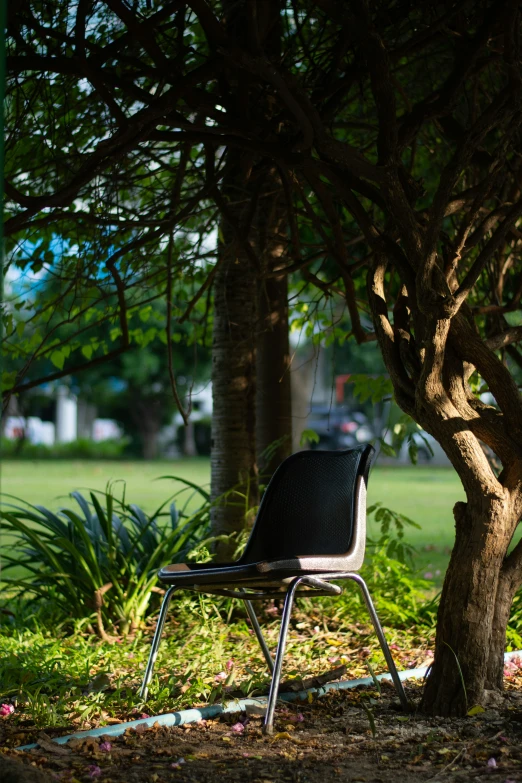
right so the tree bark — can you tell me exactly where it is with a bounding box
[256,167,292,477]
[211,204,259,557]
[421,495,514,714]
[130,396,162,460]
[256,272,292,477]
[485,544,522,690]
[211,0,285,557]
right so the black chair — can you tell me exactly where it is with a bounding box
[140,445,408,733]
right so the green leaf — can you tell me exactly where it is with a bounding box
[138,305,152,323]
[50,350,65,370]
[408,436,418,465]
[81,345,93,360]
[467,704,485,716]
[349,375,393,404]
[379,439,396,457]
[300,428,320,446]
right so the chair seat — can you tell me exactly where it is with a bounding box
[158,559,338,587]
[158,561,263,585]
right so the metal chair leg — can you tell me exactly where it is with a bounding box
[347,573,409,710]
[264,577,302,735]
[140,585,178,701]
[241,594,274,674]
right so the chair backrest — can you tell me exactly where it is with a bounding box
[240,444,375,563]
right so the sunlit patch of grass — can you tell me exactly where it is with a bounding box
[0,591,436,732]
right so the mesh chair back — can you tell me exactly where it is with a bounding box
[240,445,374,563]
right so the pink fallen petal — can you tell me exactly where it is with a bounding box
[87,765,102,778]
[487,758,497,768]
[423,572,433,579]
[99,742,112,752]
[171,757,186,768]
[230,722,244,733]
[0,704,14,716]
[214,671,227,682]
[226,659,234,671]
[287,712,304,722]
[140,713,150,719]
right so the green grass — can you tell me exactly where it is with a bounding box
[1,459,464,587]
[367,467,464,583]
[1,458,211,512]
[0,593,432,730]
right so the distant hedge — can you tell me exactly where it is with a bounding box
[1,437,129,460]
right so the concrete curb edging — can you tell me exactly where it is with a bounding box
[16,649,522,752]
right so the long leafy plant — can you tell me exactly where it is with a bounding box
[0,479,212,637]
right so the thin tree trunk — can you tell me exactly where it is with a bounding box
[132,398,161,460]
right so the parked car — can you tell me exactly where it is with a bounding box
[306,405,373,450]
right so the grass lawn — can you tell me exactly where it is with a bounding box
[1,458,464,587]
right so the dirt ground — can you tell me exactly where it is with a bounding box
[2,681,522,783]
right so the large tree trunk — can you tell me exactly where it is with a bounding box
[421,495,515,713]
[256,273,292,476]
[211,0,285,557]
[369,259,522,714]
[256,168,292,477]
[210,155,259,559]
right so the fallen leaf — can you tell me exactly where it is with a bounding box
[271,731,304,745]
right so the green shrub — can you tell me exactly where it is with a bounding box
[1,437,129,460]
[0,480,212,636]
